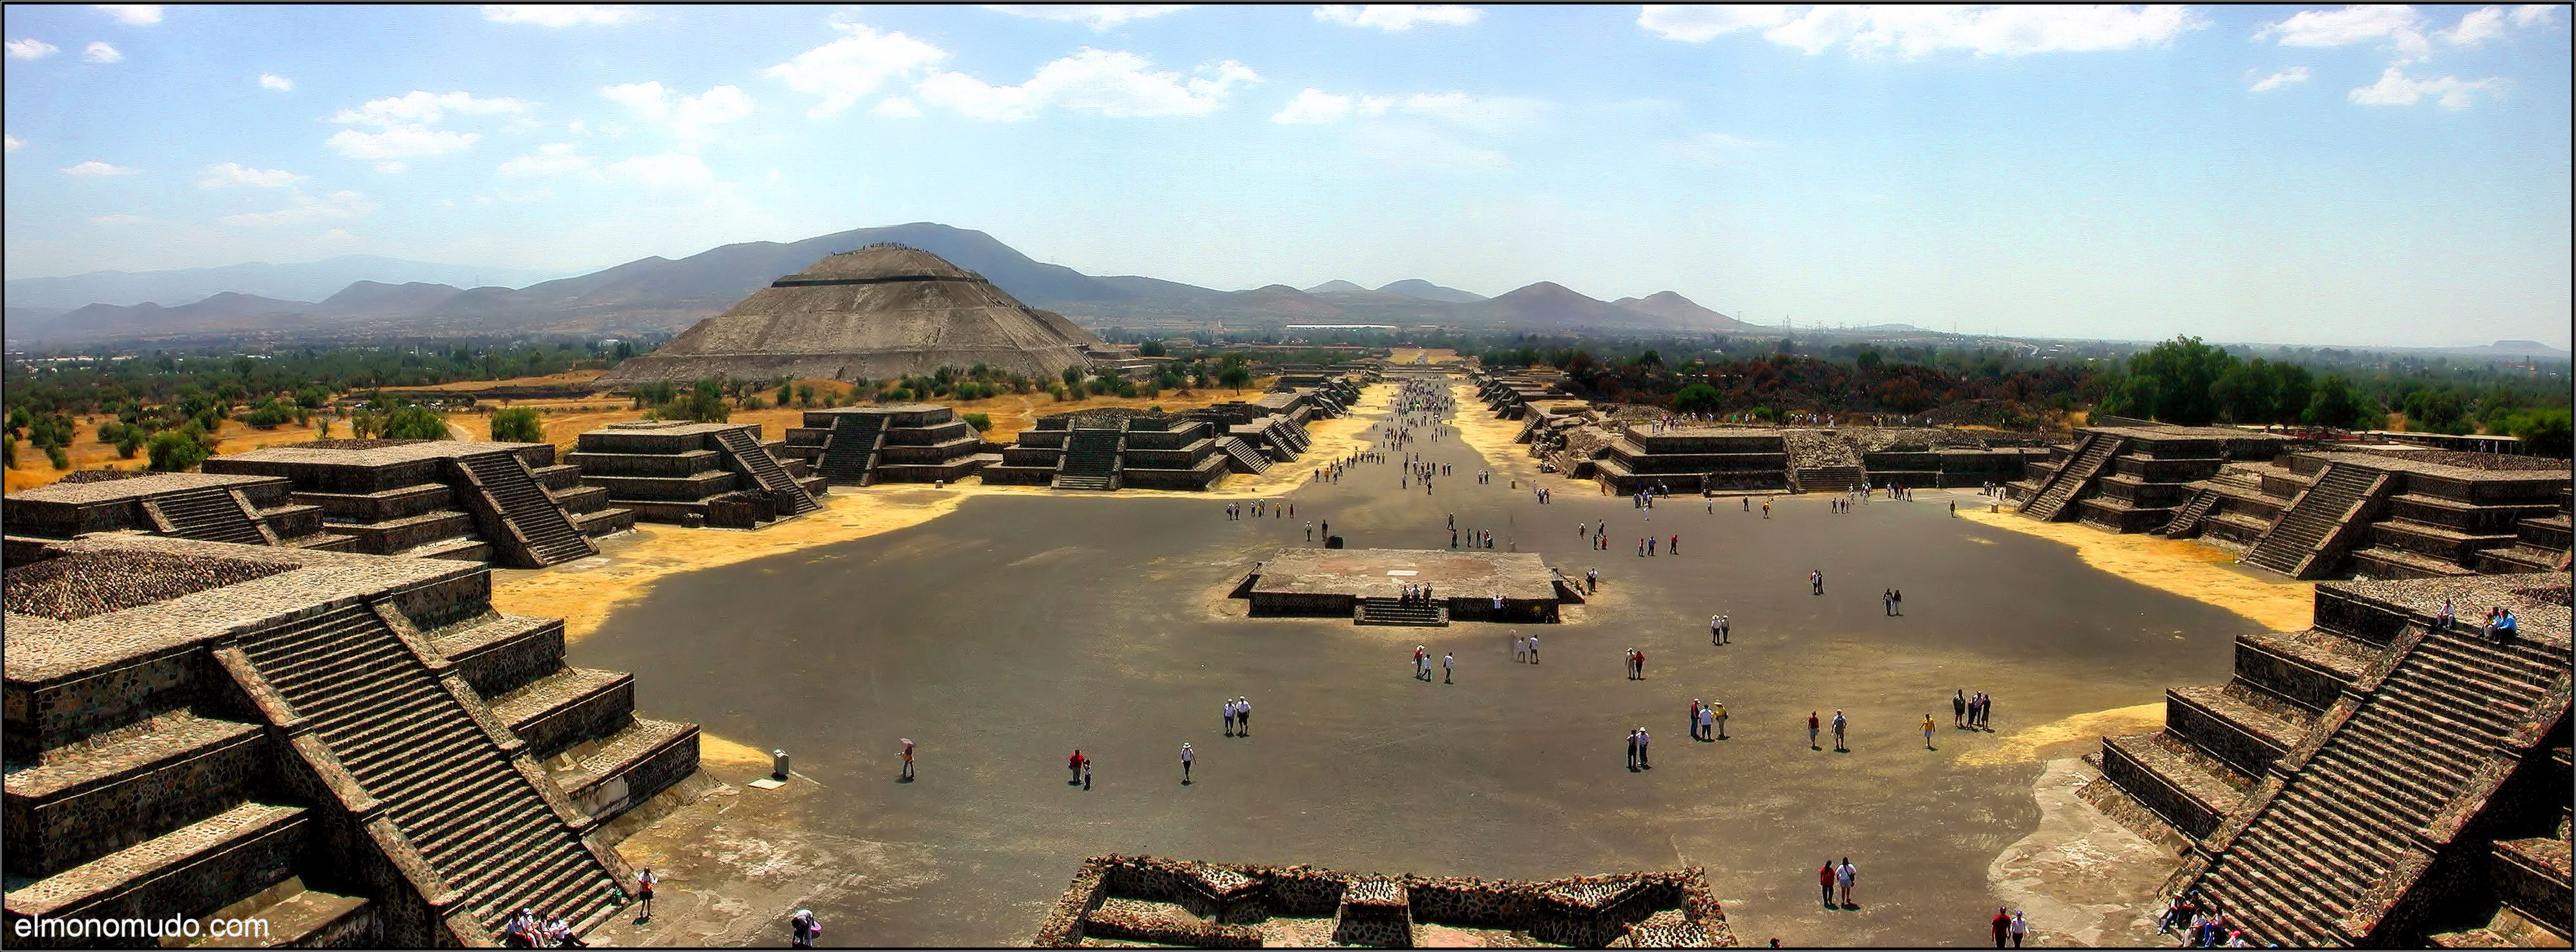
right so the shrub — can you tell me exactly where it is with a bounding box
[490,407,544,443]
[379,406,454,440]
[147,427,216,472]
[963,412,992,432]
[46,445,70,469]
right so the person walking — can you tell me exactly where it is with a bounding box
[790,909,821,949]
[1443,651,1455,684]
[2009,910,2027,947]
[1817,861,1837,909]
[1836,858,1856,907]
[1180,742,1195,784]
[1953,690,1968,729]
[1893,589,1903,616]
[1883,589,1894,616]
[1808,712,1821,750]
[1223,699,1237,737]
[1514,634,1527,663]
[1235,697,1250,735]
[1923,714,1937,749]
[1832,710,1848,752]
[1527,633,1539,664]
[1991,907,2011,948]
[1690,699,1704,741]
[635,869,656,923]
[1637,727,1651,768]
[1627,728,1640,770]
[1712,699,1727,739]
[1071,749,1087,784]
[899,737,916,781]
[1083,756,1093,790]
[1719,615,1730,644]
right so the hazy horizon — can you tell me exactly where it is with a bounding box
[5,5,2568,348]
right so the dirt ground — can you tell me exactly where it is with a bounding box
[559,379,2267,947]
[1957,510,2314,633]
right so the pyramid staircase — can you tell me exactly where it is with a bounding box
[2243,463,2388,578]
[711,428,819,515]
[457,452,596,567]
[1053,428,1124,491]
[143,486,273,546]
[233,602,623,941]
[2475,487,2573,575]
[1354,597,1448,626]
[2020,432,2123,521]
[817,413,888,486]
[2159,487,2223,538]
[1215,437,1272,475]
[2183,620,2570,946]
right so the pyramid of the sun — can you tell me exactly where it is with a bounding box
[597,244,1102,387]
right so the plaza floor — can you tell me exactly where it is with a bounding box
[577,385,2254,947]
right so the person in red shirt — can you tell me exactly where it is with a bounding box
[1991,907,2011,947]
[1819,862,1836,909]
[1808,712,1822,750]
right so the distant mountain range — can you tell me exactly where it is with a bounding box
[2,222,1764,346]
[4,255,567,310]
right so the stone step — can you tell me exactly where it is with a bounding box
[1,801,307,920]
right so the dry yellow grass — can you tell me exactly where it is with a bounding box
[1960,509,2314,633]
[1956,703,2165,767]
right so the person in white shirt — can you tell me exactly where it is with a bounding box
[1234,697,1250,735]
[1180,742,1194,783]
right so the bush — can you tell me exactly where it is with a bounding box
[1672,383,1723,414]
[147,427,216,472]
[2498,407,2573,458]
[379,406,454,440]
[963,412,992,432]
[490,407,543,443]
[46,445,70,469]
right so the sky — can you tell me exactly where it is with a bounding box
[3,3,2569,348]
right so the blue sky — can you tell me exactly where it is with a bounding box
[5,4,2568,347]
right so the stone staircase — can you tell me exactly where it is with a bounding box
[2476,489,2573,575]
[2159,487,2222,538]
[1792,464,1867,494]
[1354,597,1448,626]
[2243,463,2385,578]
[2186,622,2570,946]
[1215,437,1272,475]
[711,428,819,515]
[1783,431,1867,494]
[235,602,621,938]
[1053,428,1124,491]
[817,413,888,486]
[2021,432,2122,521]
[457,452,595,567]
[145,486,271,546]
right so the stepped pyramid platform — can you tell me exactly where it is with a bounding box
[1589,426,1791,495]
[202,439,633,569]
[1472,370,1575,420]
[3,534,700,946]
[569,421,826,528]
[2009,425,2299,531]
[2153,449,2570,581]
[4,471,352,560]
[780,403,989,487]
[1032,855,1734,947]
[1233,548,1584,623]
[981,380,1359,491]
[2090,572,2571,947]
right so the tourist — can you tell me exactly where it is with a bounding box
[1083,756,1093,790]
[2009,910,2027,947]
[1690,699,1703,741]
[548,913,588,947]
[1670,534,1679,555]
[1443,651,1455,684]
[1832,710,1847,751]
[2494,608,2518,642]
[635,869,656,922]
[788,909,820,949]
[1514,634,1527,662]
[1893,589,1903,615]
[1808,712,1821,750]
[1224,697,1238,736]
[1883,589,1894,616]
[1764,499,1771,518]
[503,909,538,947]
[1836,858,1856,907]
[1627,728,1641,770]
[1637,726,1651,768]
[1981,693,1995,731]
[1811,569,1824,596]
[1712,699,1727,739]
[1527,633,1540,664]
[1306,522,1314,542]
[900,737,915,781]
[1711,615,1724,646]
[1954,690,1969,729]
[1924,714,1937,749]
[1991,907,2011,947]
[2438,597,2456,631]
[1180,741,1195,783]
[1719,615,1730,644]
[1071,749,1088,783]
[1818,861,1837,909]
[1236,697,1250,735]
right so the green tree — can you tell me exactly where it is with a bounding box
[1062,366,1084,389]
[490,406,544,443]
[379,405,454,440]
[2110,336,2236,426]
[2498,407,2572,458]
[1671,383,1723,414]
[1218,365,1253,394]
[147,427,216,471]
[2302,374,2376,430]
[2211,360,2280,424]
[962,412,992,432]
[1138,339,1166,357]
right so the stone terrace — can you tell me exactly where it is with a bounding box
[779,403,992,487]
[569,421,825,528]
[2091,572,2570,946]
[2010,425,2299,532]
[1237,548,1580,624]
[204,439,631,568]
[2,534,698,947]
[5,471,351,561]
[1031,854,1735,947]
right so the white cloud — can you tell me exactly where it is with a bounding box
[221,190,377,226]
[916,48,1257,121]
[1271,88,1390,123]
[2347,66,2504,109]
[1647,5,2205,58]
[3,134,19,152]
[93,5,162,25]
[197,162,306,188]
[498,142,593,176]
[767,21,950,117]
[871,95,924,118]
[2256,5,2431,63]
[480,5,638,26]
[332,90,533,127]
[328,126,481,161]
[604,151,718,189]
[83,41,123,63]
[1313,5,1483,30]
[6,37,59,59]
[2442,6,2509,45]
[258,72,294,91]
[1396,91,1544,132]
[602,81,754,148]
[983,5,1193,30]
[1662,131,1768,167]
[2248,65,2311,92]
[2509,5,2559,28]
[61,160,140,176]
[92,214,145,225]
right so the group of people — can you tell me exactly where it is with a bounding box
[1224,499,1290,520]
[1221,695,1253,735]
[1624,646,1649,679]
[1881,589,1905,615]
[1688,698,1728,740]
[2438,598,2522,642]
[1410,644,1454,682]
[1512,633,1542,662]
[2160,893,2246,947]
[1952,690,1997,730]
[497,907,588,947]
[1624,726,1654,769]
[1708,613,1732,644]
[1635,534,1679,556]
[1987,907,2030,947]
[1818,858,1858,909]
[1808,710,1849,751]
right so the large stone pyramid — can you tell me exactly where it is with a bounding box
[597,244,1102,387]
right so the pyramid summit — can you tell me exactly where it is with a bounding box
[598,244,1103,388]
